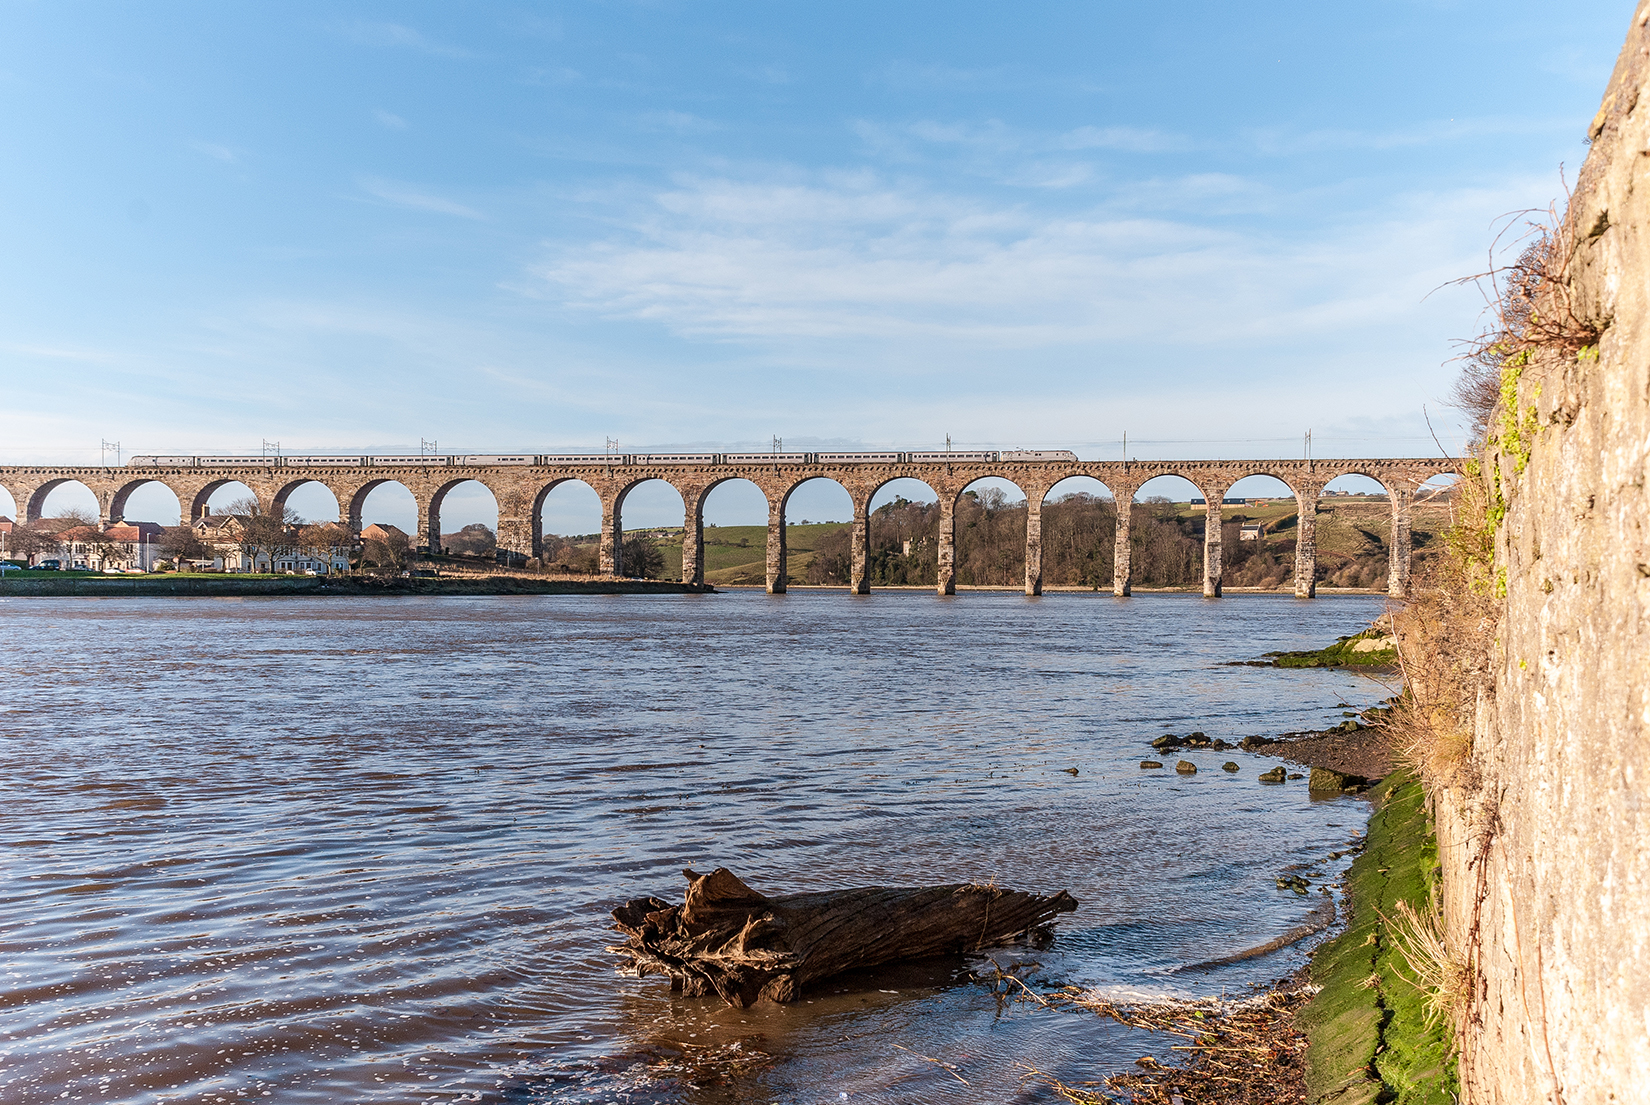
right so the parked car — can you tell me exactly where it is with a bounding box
[0,563,22,574]
[34,560,61,571]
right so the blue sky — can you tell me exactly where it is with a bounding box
[0,2,1632,530]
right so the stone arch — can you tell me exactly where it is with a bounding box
[347,479,419,534]
[678,476,776,590]
[1130,470,1215,504]
[605,477,686,580]
[1310,468,1408,596]
[948,475,1030,593]
[1128,474,1217,595]
[776,473,847,517]
[1223,469,1302,501]
[0,481,16,523]
[1042,473,1117,505]
[1210,471,1304,594]
[1320,467,1394,497]
[532,477,601,562]
[108,478,184,526]
[190,479,265,523]
[1033,475,1121,594]
[29,478,104,523]
[862,475,951,594]
[428,477,500,558]
[270,478,342,523]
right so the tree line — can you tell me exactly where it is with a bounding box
[804,491,1312,589]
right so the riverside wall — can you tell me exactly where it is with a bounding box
[1433,10,1650,1101]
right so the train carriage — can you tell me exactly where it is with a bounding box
[720,452,811,464]
[907,451,995,463]
[815,452,904,464]
[634,453,719,465]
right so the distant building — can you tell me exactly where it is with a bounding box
[53,521,166,571]
[279,523,354,575]
[1240,522,1264,541]
[192,514,354,573]
[193,513,247,571]
[360,523,411,546]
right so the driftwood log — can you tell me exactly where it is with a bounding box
[610,867,1078,1007]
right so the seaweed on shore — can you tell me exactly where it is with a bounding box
[1017,981,1313,1104]
[1266,626,1398,669]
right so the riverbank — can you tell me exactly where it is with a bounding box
[0,575,714,596]
[1069,663,1454,1104]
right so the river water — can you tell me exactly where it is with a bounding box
[0,591,1389,1104]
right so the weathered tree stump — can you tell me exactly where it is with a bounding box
[610,867,1078,1007]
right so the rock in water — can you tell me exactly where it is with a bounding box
[1308,766,1367,792]
[1176,760,1198,774]
[610,867,1078,1007]
[1260,766,1287,783]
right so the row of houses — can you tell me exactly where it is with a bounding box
[1,513,414,574]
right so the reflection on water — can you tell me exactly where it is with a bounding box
[0,592,1386,1103]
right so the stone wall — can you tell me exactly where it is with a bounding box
[1435,9,1650,1101]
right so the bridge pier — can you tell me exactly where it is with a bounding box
[1203,490,1226,598]
[600,494,623,576]
[12,480,46,524]
[493,483,533,563]
[850,497,871,594]
[681,495,704,586]
[1388,487,1414,598]
[1293,489,1319,598]
[766,501,787,594]
[496,516,533,562]
[1113,485,1138,596]
[936,497,956,596]
[1024,495,1043,596]
[417,494,440,554]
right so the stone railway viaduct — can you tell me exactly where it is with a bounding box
[0,456,1458,597]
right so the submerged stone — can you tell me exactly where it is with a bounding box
[1176,760,1197,774]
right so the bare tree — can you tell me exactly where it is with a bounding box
[225,497,301,572]
[620,535,665,579]
[158,525,212,566]
[7,522,61,563]
[50,507,98,531]
[361,529,411,571]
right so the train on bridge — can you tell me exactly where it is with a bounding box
[125,450,1081,468]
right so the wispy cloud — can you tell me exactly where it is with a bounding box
[636,110,722,134]
[869,61,1012,89]
[189,140,240,163]
[740,63,792,85]
[372,109,408,130]
[356,177,484,219]
[1060,125,1192,153]
[528,170,1521,357]
[339,20,473,59]
[1244,115,1572,155]
[521,66,582,86]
